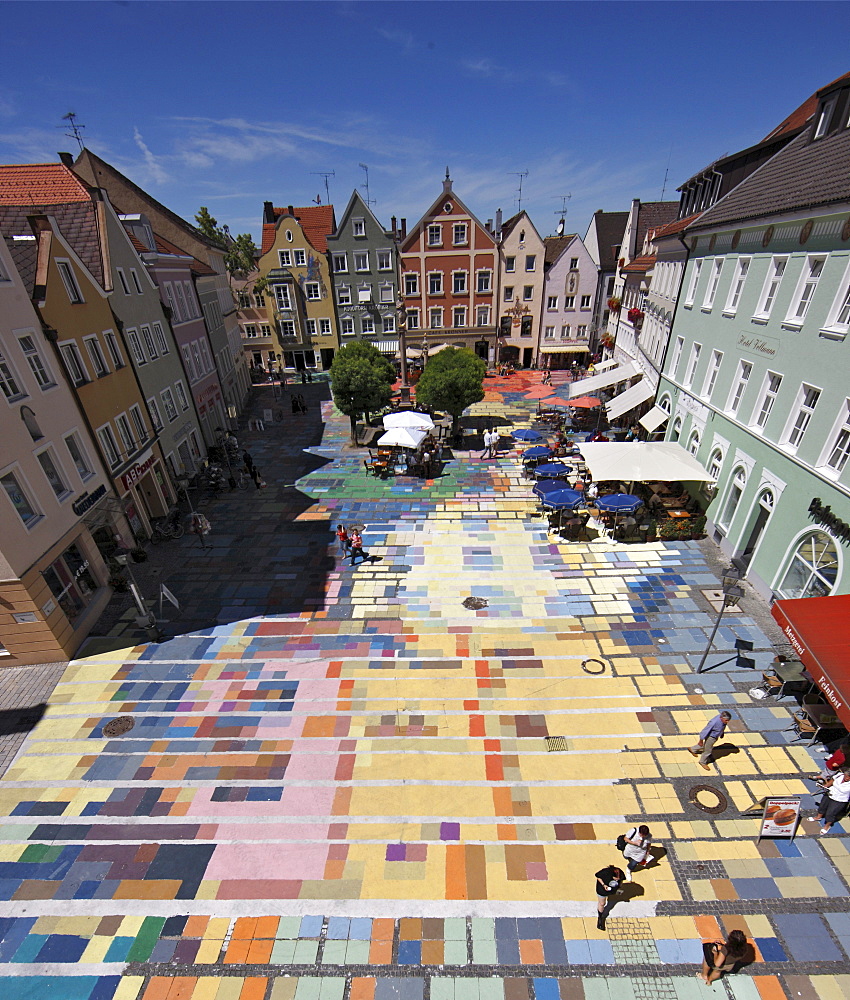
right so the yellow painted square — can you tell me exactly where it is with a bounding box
[112,977,145,1000]
[776,876,826,897]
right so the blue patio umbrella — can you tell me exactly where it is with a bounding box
[521,446,552,461]
[513,428,543,442]
[541,488,583,509]
[532,478,567,498]
[534,462,572,479]
[595,493,643,514]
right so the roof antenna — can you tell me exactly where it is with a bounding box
[359,163,375,208]
[660,143,673,201]
[510,169,529,212]
[311,170,334,205]
[554,194,571,236]
[59,111,86,152]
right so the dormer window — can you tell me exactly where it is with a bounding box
[814,95,837,139]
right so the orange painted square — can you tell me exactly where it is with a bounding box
[224,940,251,964]
[754,976,787,1000]
[232,918,258,940]
[694,915,722,940]
[247,939,274,963]
[167,979,198,1000]
[324,860,346,879]
[709,879,738,900]
[240,978,268,1000]
[113,880,180,900]
[445,844,467,901]
[492,787,514,815]
[399,918,422,940]
[519,939,544,964]
[421,940,444,964]
[485,756,504,781]
[497,825,517,841]
[369,939,393,964]
[371,918,395,941]
[183,915,209,937]
[141,979,172,1000]
[302,717,337,737]
[350,978,376,1000]
[254,916,279,939]
[469,715,485,737]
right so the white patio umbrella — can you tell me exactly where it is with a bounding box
[576,441,716,484]
[376,427,428,449]
[383,411,435,431]
[428,342,453,356]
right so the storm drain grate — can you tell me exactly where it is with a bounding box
[688,783,728,814]
[462,597,488,610]
[102,716,135,737]
[546,736,568,752]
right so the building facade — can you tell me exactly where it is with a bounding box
[583,209,629,351]
[400,172,498,364]
[658,74,850,600]
[326,190,398,358]
[497,211,545,367]
[260,203,338,372]
[539,233,597,369]
[233,269,274,374]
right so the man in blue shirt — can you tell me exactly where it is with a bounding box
[689,711,732,770]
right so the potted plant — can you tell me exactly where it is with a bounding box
[130,546,148,563]
[627,307,644,325]
[691,515,707,539]
[645,519,657,542]
[607,297,622,313]
[658,520,681,542]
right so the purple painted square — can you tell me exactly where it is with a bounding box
[386,843,406,861]
[440,823,460,841]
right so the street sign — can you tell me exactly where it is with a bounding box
[160,584,180,609]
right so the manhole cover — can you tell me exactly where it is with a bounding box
[462,597,488,610]
[689,784,728,814]
[102,716,135,737]
[581,658,607,675]
[545,736,568,752]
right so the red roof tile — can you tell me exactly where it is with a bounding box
[261,204,335,255]
[621,254,655,274]
[761,71,850,143]
[650,212,703,240]
[0,163,92,205]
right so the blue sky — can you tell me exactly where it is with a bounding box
[1,1,849,245]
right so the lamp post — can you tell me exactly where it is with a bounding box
[696,566,745,674]
[396,295,410,404]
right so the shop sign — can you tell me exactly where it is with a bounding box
[13,612,38,624]
[736,332,779,359]
[42,599,56,617]
[197,383,220,405]
[677,392,709,421]
[120,449,156,492]
[72,483,107,516]
[758,797,801,840]
[808,497,850,545]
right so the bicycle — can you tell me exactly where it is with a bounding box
[235,468,251,490]
[150,511,185,542]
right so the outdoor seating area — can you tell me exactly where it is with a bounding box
[362,408,451,479]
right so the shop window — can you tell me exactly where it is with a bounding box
[777,531,840,599]
[42,543,98,624]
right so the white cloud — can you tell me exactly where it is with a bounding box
[133,127,168,184]
[0,127,63,162]
[377,26,414,49]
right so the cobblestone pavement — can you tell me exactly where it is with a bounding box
[1,372,848,999]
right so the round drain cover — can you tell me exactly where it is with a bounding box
[689,784,728,814]
[463,597,488,610]
[581,658,606,675]
[102,716,135,737]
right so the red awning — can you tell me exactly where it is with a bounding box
[771,594,850,730]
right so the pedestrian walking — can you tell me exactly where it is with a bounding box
[243,450,254,473]
[689,710,732,770]
[594,865,624,930]
[291,395,299,415]
[480,428,493,460]
[699,930,749,984]
[336,524,350,555]
[297,393,307,413]
[620,825,652,879]
[250,466,265,489]
[349,530,369,566]
[814,768,850,834]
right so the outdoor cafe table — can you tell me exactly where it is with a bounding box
[534,462,572,479]
[802,701,848,740]
[667,509,691,519]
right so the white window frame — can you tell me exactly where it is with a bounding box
[547,295,557,310]
[505,256,516,273]
[340,317,355,336]
[130,268,143,294]
[452,271,467,295]
[174,381,189,412]
[684,342,701,387]
[754,256,787,320]
[561,324,571,338]
[361,315,375,335]
[278,249,292,267]
[126,329,145,366]
[60,342,89,385]
[523,285,534,301]
[404,273,419,296]
[383,314,396,334]
[782,383,821,450]
[476,270,492,294]
[152,322,169,355]
[84,335,109,377]
[336,284,351,306]
[702,259,723,309]
[18,334,55,389]
[198,339,213,372]
[182,281,197,318]
[476,305,490,327]
[352,219,366,237]
[1,467,42,527]
[669,336,684,378]
[379,284,394,304]
[332,253,348,273]
[305,318,317,337]
[160,388,178,422]
[503,286,514,303]
[427,224,442,247]
[304,282,321,301]
[726,359,752,416]
[97,424,122,468]
[280,319,296,338]
[814,95,837,138]
[163,282,181,322]
[687,429,701,456]
[181,345,197,382]
[785,256,826,326]
[293,249,306,267]
[429,307,443,329]
[684,259,702,306]
[116,267,130,294]
[140,325,158,360]
[752,371,782,431]
[723,257,750,315]
[115,412,136,455]
[819,398,850,475]
[564,295,575,309]
[56,260,84,303]
[453,223,468,246]
[130,404,148,442]
[147,397,163,431]
[544,325,555,340]
[376,250,392,271]
[525,255,536,272]
[319,318,332,336]
[0,349,24,400]
[354,251,369,272]
[406,309,420,331]
[821,257,850,338]
[35,445,71,501]
[702,349,723,399]
[274,284,292,310]
[577,324,588,339]
[580,294,591,309]
[718,466,746,531]
[453,306,467,328]
[428,271,443,295]
[104,331,124,369]
[64,432,94,482]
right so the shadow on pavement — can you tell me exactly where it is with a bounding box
[0,703,46,737]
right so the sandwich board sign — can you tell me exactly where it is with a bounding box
[758,796,802,842]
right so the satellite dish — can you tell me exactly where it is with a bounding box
[556,218,565,236]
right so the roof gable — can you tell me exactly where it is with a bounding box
[330,190,388,241]
[543,234,578,267]
[0,201,104,286]
[401,176,495,252]
[261,204,335,255]
[0,163,92,206]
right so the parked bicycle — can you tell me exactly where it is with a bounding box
[235,468,251,490]
[150,506,186,542]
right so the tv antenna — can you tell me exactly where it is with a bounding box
[510,170,529,212]
[59,111,86,152]
[554,194,572,236]
[310,170,335,205]
[358,163,375,208]
[660,143,673,201]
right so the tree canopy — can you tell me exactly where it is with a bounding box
[330,342,396,442]
[414,347,486,431]
[195,207,259,277]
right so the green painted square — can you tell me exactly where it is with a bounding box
[581,983,615,1000]
[276,916,303,939]
[126,916,166,962]
[271,940,297,964]
[19,844,63,863]
[470,918,495,940]
[293,979,322,1000]
[444,918,467,941]
[430,980,456,1000]
[293,940,319,964]
[472,940,497,964]
[715,980,762,1000]
[477,979,505,1000]
[318,978,346,1000]
[443,940,469,965]
[344,940,369,964]
[321,940,347,965]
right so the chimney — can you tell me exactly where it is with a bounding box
[486,219,493,233]
[400,218,407,240]
[495,208,503,240]
[391,215,397,239]
[442,167,452,194]
[58,151,75,168]
[287,205,294,216]
[263,201,275,224]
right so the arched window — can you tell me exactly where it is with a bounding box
[777,531,840,598]
[708,449,723,480]
[21,405,43,441]
[671,416,682,442]
[688,429,700,456]
[719,466,746,529]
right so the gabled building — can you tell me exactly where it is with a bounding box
[0,232,127,664]
[233,267,274,374]
[539,233,596,369]
[657,72,850,600]
[400,172,497,364]
[326,190,398,357]
[583,209,628,347]
[259,203,338,371]
[497,210,545,367]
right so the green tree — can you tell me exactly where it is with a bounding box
[330,342,396,443]
[414,347,485,436]
[195,207,258,280]
[194,206,227,248]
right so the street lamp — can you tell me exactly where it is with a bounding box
[396,295,411,404]
[696,566,745,674]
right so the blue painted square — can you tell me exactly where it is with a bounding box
[774,913,842,961]
[586,938,614,964]
[755,937,787,961]
[326,917,350,939]
[72,881,100,900]
[495,937,519,964]
[826,912,850,952]
[11,934,49,963]
[89,976,122,1000]
[565,939,591,964]
[0,976,102,1000]
[397,940,421,965]
[299,915,323,938]
[348,918,372,941]
[532,979,560,1000]
[103,937,135,962]
[731,878,782,899]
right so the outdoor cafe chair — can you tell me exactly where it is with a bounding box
[785,710,818,742]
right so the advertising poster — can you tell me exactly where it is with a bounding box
[759,797,802,840]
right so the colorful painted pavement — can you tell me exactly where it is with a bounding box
[1,372,849,999]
